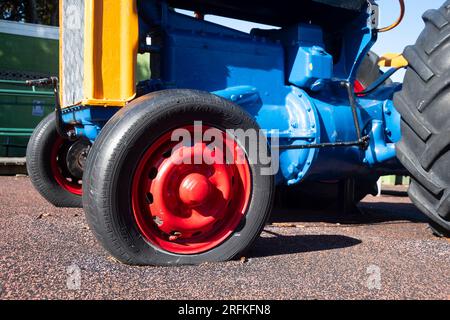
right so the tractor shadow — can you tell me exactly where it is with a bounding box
[269,195,428,226]
[249,232,362,258]
[247,194,428,258]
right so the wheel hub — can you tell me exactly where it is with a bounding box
[65,140,91,179]
[131,126,251,254]
[179,173,211,207]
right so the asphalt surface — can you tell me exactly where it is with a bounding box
[0,176,449,300]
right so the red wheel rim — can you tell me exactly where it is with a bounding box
[50,137,83,196]
[131,126,252,254]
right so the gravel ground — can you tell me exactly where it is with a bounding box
[0,176,448,300]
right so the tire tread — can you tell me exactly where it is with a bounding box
[395,2,450,235]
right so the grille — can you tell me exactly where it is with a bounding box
[61,0,84,107]
[0,69,51,81]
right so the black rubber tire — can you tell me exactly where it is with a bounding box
[429,221,450,238]
[26,113,82,208]
[83,90,275,265]
[394,1,450,236]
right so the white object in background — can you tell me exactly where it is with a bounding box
[0,20,59,40]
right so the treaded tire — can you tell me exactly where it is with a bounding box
[430,221,450,238]
[394,1,450,236]
[83,90,275,265]
[26,113,82,208]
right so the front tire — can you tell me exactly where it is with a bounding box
[394,2,450,237]
[83,90,275,265]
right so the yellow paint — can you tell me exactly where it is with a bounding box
[378,53,409,68]
[60,0,139,108]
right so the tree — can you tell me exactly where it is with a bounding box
[0,0,59,26]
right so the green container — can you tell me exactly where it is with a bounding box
[0,80,54,157]
[0,21,59,157]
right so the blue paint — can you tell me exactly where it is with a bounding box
[289,46,333,89]
[281,24,333,89]
[63,0,404,186]
[333,4,378,81]
[215,86,320,185]
[61,106,119,141]
[161,27,286,104]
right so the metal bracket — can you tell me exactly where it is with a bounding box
[26,77,74,140]
[276,81,370,151]
[277,136,369,150]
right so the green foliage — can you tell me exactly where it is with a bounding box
[0,0,59,26]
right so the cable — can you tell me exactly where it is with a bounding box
[357,67,403,96]
[377,0,405,33]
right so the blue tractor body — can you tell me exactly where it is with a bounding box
[62,0,404,187]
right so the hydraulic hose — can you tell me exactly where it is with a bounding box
[377,0,405,33]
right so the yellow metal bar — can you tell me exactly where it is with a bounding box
[59,0,139,108]
[378,53,408,68]
[83,0,139,107]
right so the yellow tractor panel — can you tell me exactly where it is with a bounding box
[59,0,139,108]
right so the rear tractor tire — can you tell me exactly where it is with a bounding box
[394,1,450,237]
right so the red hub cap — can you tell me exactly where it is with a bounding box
[132,126,251,254]
[179,173,212,207]
[50,137,83,195]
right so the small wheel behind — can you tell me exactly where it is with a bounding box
[27,113,89,207]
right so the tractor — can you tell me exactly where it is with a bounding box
[26,0,450,265]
